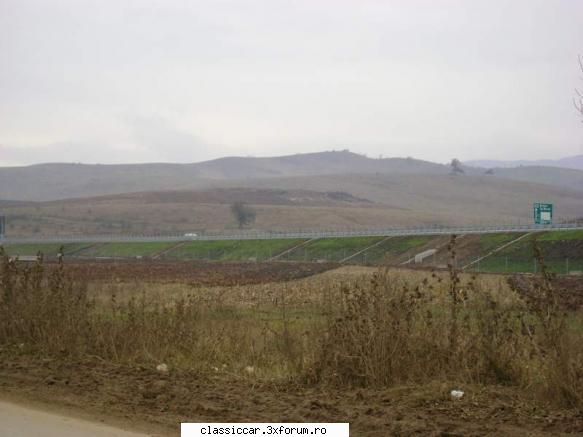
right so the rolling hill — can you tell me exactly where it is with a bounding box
[0,151,447,201]
[2,174,583,238]
[2,150,583,202]
[2,150,583,237]
[466,154,583,171]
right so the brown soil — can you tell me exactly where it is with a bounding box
[41,260,339,286]
[1,351,582,436]
[508,275,583,311]
[62,188,373,207]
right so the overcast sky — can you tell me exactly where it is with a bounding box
[1,0,582,166]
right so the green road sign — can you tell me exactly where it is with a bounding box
[533,203,553,224]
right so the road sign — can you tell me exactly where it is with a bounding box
[533,203,553,225]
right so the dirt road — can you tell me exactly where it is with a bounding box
[0,400,151,437]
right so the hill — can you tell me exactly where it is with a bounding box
[2,175,583,238]
[3,150,583,203]
[0,151,447,201]
[466,154,583,171]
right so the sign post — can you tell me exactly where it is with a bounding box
[533,203,553,225]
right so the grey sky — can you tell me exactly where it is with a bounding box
[1,0,582,166]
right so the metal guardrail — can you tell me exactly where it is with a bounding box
[1,223,583,245]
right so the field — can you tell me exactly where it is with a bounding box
[77,242,178,258]
[472,231,583,274]
[2,242,94,257]
[40,260,338,286]
[3,229,583,276]
[164,238,306,261]
[1,244,583,435]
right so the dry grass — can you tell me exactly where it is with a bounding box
[1,241,582,410]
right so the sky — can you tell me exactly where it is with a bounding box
[1,0,582,166]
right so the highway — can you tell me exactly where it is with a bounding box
[2,222,583,245]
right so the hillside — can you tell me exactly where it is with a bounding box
[231,173,583,220]
[3,150,583,203]
[467,154,583,171]
[2,174,583,238]
[0,151,447,201]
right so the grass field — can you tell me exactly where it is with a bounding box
[79,241,179,257]
[478,232,526,251]
[165,239,306,261]
[466,231,583,274]
[1,257,582,435]
[285,236,384,262]
[2,229,583,275]
[2,242,94,256]
[536,230,583,241]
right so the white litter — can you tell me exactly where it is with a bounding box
[450,390,464,399]
[156,363,169,373]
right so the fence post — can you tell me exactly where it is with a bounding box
[566,258,569,275]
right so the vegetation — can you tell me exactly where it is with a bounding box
[285,237,384,262]
[478,232,525,251]
[450,158,465,175]
[536,230,583,241]
[469,232,583,274]
[77,241,178,257]
[2,242,92,257]
[166,239,305,261]
[230,202,256,229]
[1,240,582,412]
[3,231,583,275]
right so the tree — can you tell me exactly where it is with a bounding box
[230,202,256,229]
[576,55,583,122]
[450,158,465,175]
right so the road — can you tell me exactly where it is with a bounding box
[3,222,583,244]
[0,400,152,437]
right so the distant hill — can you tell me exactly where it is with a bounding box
[0,151,447,201]
[2,150,583,202]
[466,155,583,171]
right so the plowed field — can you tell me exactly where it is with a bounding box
[41,260,338,286]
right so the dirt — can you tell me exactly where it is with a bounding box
[60,188,373,207]
[1,351,582,436]
[508,275,583,311]
[40,260,339,286]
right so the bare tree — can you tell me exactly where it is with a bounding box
[576,55,583,122]
[230,202,256,229]
[450,158,465,175]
